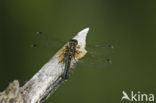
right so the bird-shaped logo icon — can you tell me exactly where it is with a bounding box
[121,91,131,101]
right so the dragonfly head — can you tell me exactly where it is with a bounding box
[69,39,78,46]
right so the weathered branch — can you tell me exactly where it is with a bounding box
[0,80,24,103]
[0,28,89,103]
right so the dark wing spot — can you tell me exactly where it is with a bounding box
[30,44,37,48]
[35,31,43,35]
[106,58,112,63]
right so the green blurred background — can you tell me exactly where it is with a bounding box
[0,0,156,103]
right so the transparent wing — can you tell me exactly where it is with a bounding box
[29,32,115,68]
[30,32,64,49]
[79,42,114,67]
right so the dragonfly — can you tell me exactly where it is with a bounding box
[58,39,82,80]
[29,32,114,68]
